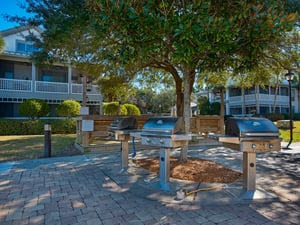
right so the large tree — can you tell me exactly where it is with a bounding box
[86,1,299,131]
[8,0,299,130]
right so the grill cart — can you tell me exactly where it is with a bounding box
[218,117,281,199]
[140,117,191,190]
[108,116,138,171]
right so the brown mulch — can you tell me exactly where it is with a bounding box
[135,157,242,183]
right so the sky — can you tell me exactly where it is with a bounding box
[0,0,30,31]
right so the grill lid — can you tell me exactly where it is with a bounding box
[142,117,183,134]
[108,116,138,131]
[225,117,279,137]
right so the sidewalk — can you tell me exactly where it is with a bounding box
[0,142,299,225]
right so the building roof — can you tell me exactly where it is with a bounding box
[0,25,43,37]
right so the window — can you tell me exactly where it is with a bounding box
[16,36,37,53]
[229,88,241,97]
[270,86,279,95]
[230,107,242,114]
[280,87,288,96]
[42,75,53,82]
[260,106,270,114]
[259,86,269,94]
[244,87,255,95]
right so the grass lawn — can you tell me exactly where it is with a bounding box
[0,134,78,162]
[279,121,300,142]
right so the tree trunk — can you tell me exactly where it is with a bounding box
[272,82,279,113]
[179,66,194,162]
[255,85,259,114]
[175,84,184,117]
[242,88,245,114]
[162,64,195,162]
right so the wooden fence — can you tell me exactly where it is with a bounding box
[77,115,224,147]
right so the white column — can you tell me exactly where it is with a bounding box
[68,66,72,94]
[31,63,36,92]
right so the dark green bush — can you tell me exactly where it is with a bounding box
[258,113,285,121]
[19,99,50,119]
[283,113,300,120]
[56,100,81,119]
[0,119,76,135]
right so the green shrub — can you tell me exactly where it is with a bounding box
[123,103,141,115]
[288,113,300,121]
[103,102,127,115]
[0,119,76,135]
[19,99,50,119]
[56,100,81,119]
[102,102,141,115]
[48,119,77,134]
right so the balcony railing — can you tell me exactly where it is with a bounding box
[0,78,100,95]
[0,79,32,92]
[36,81,69,93]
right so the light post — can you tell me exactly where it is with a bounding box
[284,70,294,149]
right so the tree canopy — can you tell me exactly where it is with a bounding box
[8,0,299,133]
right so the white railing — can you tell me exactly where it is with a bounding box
[72,83,99,94]
[0,78,100,95]
[36,81,69,93]
[72,84,83,93]
[0,78,32,92]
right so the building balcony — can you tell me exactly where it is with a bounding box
[0,78,101,104]
[228,94,291,107]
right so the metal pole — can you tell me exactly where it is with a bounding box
[286,79,293,149]
[44,123,51,157]
[82,75,87,107]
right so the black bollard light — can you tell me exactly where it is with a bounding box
[44,122,51,157]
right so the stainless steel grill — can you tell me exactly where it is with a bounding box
[221,117,281,152]
[108,117,138,171]
[108,116,138,132]
[140,117,191,190]
[217,117,281,199]
[141,117,189,148]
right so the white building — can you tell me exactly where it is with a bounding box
[0,26,102,117]
[198,83,298,116]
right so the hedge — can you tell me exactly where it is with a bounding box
[0,119,76,135]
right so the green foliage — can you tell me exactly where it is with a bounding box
[133,88,176,114]
[19,99,50,119]
[210,102,221,115]
[0,35,4,53]
[0,119,76,135]
[98,76,137,102]
[56,100,81,119]
[102,102,126,115]
[102,102,141,115]
[123,103,141,115]
[198,96,210,115]
[10,0,299,122]
[198,97,220,115]
[282,113,300,121]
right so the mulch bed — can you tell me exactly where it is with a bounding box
[135,157,242,183]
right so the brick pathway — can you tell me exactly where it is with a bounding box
[0,144,299,225]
